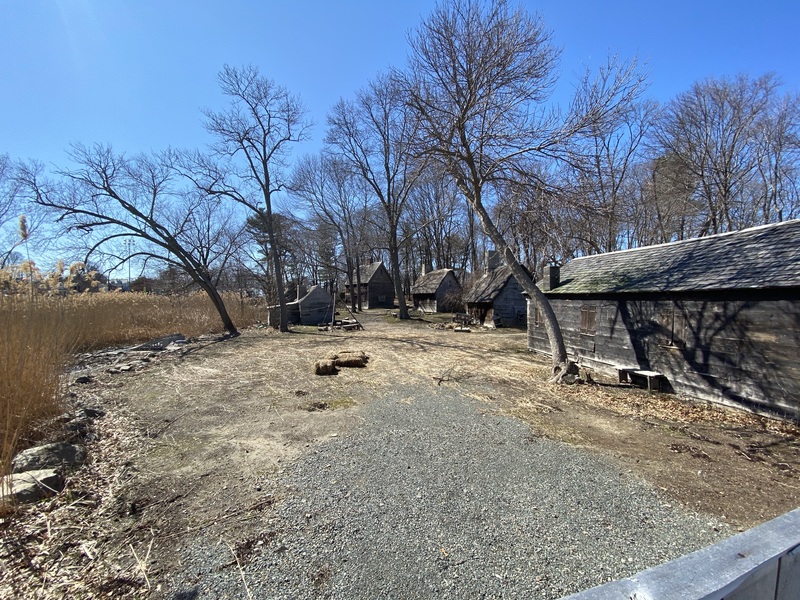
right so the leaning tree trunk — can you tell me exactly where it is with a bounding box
[195,274,238,336]
[466,190,578,382]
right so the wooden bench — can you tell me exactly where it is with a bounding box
[341,319,363,331]
[618,368,665,392]
[453,313,471,326]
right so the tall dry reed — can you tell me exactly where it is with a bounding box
[1,296,74,498]
[1,292,265,489]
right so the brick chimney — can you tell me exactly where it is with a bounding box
[541,265,560,291]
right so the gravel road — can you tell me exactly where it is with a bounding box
[165,382,729,599]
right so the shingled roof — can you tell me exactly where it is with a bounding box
[464,265,515,304]
[411,269,455,295]
[549,219,800,295]
[356,261,385,283]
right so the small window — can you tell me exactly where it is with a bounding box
[580,305,597,336]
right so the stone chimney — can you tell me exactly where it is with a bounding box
[541,265,560,291]
[485,250,502,273]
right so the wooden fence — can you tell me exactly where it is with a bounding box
[563,507,800,600]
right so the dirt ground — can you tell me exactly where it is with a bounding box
[3,309,799,597]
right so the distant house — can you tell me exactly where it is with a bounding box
[411,268,462,313]
[528,220,800,419]
[266,285,334,327]
[345,262,395,309]
[464,252,528,328]
[290,285,335,325]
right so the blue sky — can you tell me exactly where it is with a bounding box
[2,1,799,170]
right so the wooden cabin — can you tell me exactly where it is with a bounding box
[528,220,800,419]
[291,285,334,325]
[464,252,528,328]
[345,262,395,309]
[411,269,462,313]
[266,285,334,327]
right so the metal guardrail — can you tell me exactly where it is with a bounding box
[562,507,800,600]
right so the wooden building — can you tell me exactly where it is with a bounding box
[528,220,800,419]
[345,262,395,309]
[464,252,528,328]
[291,285,334,325]
[411,269,462,313]
[267,285,334,327]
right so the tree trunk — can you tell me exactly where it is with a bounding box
[345,255,357,314]
[261,205,289,333]
[466,189,576,381]
[196,275,238,336]
[355,256,363,311]
[388,231,409,319]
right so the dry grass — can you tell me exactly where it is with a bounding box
[1,295,73,502]
[63,292,267,351]
[1,292,266,492]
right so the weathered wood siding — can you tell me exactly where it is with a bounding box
[365,265,395,308]
[415,294,437,313]
[435,271,462,312]
[414,271,462,313]
[491,278,527,328]
[528,293,800,418]
[298,286,334,325]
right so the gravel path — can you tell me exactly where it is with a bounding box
[166,383,729,599]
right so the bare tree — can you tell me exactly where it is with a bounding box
[399,0,646,380]
[564,99,655,253]
[651,73,798,235]
[179,64,312,332]
[405,169,473,274]
[17,144,242,333]
[290,153,372,311]
[326,73,425,319]
[752,91,800,223]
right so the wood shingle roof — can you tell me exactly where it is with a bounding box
[549,220,800,295]
[464,266,515,304]
[411,269,454,295]
[357,262,385,283]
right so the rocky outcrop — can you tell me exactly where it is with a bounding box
[2,469,64,504]
[11,442,87,474]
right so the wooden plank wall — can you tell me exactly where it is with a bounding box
[491,279,527,328]
[528,296,800,419]
[434,272,462,312]
[367,268,395,308]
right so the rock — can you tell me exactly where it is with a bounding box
[12,442,87,474]
[130,333,186,351]
[1,469,64,504]
[74,375,95,385]
[74,407,105,419]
